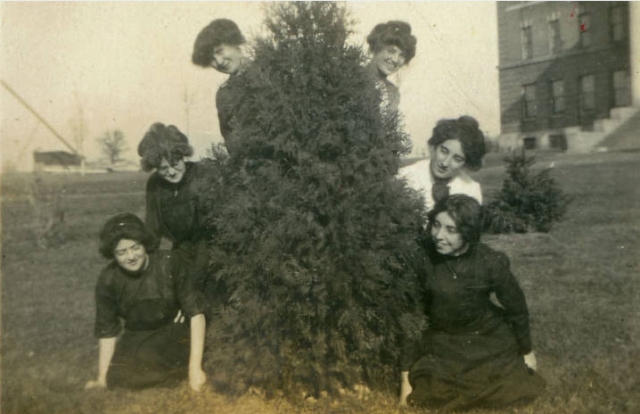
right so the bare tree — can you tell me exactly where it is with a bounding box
[97,129,127,164]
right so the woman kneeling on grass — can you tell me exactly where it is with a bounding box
[85,213,206,391]
[400,195,545,410]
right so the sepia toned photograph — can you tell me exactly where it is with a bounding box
[1,2,638,413]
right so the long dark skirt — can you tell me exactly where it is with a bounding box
[107,322,190,390]
[408,321,545,411]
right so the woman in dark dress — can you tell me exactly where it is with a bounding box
[85,213,206,391]
[192,19,249,155]
[138,123,210,293]
[400,195,545,410]
[365,21,417,116]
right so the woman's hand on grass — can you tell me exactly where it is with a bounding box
[85,379,107,390]
[189,367,207,391]
[524,351,538,371]
[399,370,412,406]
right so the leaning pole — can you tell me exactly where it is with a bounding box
[1,79,79,155]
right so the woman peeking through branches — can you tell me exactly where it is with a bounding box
[365,20,417,117]
[85,213,206,391]
[400,115,486,214]
[192,19,250,155]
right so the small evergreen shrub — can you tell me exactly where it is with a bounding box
[198,2,427,398]
[485,151,571,233]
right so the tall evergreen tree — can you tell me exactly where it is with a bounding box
[199,2,426,397]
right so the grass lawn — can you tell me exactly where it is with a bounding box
[1,151,639,413]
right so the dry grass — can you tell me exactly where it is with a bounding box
[2,151,639,413]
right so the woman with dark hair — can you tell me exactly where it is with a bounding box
[85,213,206,391]
[192,19,249,154]
[366,21,417,116]
[138,123,209,293]
[399,195,545,410]
[400,115,486,213]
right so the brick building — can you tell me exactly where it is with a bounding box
[497,2,640,153]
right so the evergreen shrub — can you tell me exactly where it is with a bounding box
[485,151,571,233]
[198,2,426,398]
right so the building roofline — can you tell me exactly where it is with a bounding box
[504,2,548,13]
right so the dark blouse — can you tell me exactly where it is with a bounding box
[94,251,204,338]
[216,72,248,155]
[402,242,532,369]
[145,162,204,246]
[366,64,400,116]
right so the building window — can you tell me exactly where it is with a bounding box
[523,137,537,150]
[612,70,631,107]
[549,134,567,151]
[549,18,562,53]
[579,13,591,47]
[610,5,626,42]
[521,23,533,59]
[522,84,537,118]
[551,80,565,114]
[580,75,595,113]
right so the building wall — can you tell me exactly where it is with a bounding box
[497,2,631,145]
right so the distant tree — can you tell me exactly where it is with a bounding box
[198,2,426,398]
[97,129,127,164]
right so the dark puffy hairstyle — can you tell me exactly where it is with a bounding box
[428,194,483,247]
[367,21,417,63]
[192,19,246,67]
[138,123,193,171]
[428,115,486,171]
[99,213,159,259]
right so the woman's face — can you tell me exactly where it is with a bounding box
[210,43,244,75]
[430,212,468,256]
[156,158,186,184]
[430,139,467,180]
[372,45,406,77]
[114,239,148,273]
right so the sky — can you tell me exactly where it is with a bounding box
[0,1,499,171]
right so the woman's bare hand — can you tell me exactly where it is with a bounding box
[189,367,207,392]
[85,379,107,390]
[524,351,538,371]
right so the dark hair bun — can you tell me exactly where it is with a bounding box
[428,115,486,171]
[138,122,193,171]
[99,213,158,259]
[458,115,479,130]
[366,20,417,63]
[192,19,246,67]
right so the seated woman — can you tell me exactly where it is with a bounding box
[400,116,486,213]
[85,213,206,391]
[400,195,545,410]
[138,123,210,293]
[192,18,249,154]
[365,21,417,116]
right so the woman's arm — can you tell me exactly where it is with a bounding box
[492,251,532,355]
[189,313,207,391]
[85,337,116,389]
